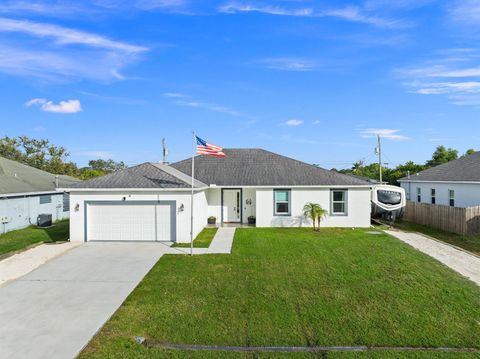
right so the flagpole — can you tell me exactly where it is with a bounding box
[190,130,195,257]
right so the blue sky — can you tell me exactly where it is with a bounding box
[1,0,479,169]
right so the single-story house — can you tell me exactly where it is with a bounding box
[398,151,480,208]
[0,156,80,234]
[66,149,372,243]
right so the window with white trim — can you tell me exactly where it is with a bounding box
[448,189,455,207]
[331,190,347,215]
[274,189,290,215]
[39,195,52,204]
[431,188,436,204]
[417,188,421,203]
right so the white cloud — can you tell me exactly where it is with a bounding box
[0,44,136,81]
[361,128,408,140]
[0,0,189,16]
[449,0,480,24]
[162,92,240,116]
[322,6,405,28]
[162,92,187,98]
[412,81,480,95]
[25,98,47,107]
[0,17,147,53]
[259,58,316,71]
[0,18,147,81]
[313,120,321,125]
[220,3,313,16]
[285,119,303,126]
[219,2,404,28]
[76,150,114,158]
[26,98,82,114]
[397,49,480,106]
[364,0,434,11]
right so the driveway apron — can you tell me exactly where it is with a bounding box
[0,242,174,359]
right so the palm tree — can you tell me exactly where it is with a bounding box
[315,206,328,231]
[303,203,328,231]
[303,202,320,230]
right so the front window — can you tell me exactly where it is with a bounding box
[431,188,436,205]
[417,188,421,203]
[274,189,291,215]
[331,190,347,215]
[449,189,455,207]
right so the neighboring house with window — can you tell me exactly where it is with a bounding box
[66,149,372,243]
[398,151,480,208]
[0,156,80,233]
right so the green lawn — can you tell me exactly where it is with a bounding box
[80,228,480,359]
[393,220,480,256]
[0,220,70,258]
[172,227,218,248]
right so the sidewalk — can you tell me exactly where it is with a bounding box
[170,227,235,255]
[386,230,480,286]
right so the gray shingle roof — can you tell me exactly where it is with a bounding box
[171,149,371,186]
[399,152,480,182]
[69,162,206,189]
[0,156,80,195]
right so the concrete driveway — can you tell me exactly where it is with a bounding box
[0,242,174,359]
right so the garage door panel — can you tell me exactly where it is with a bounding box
[155,204,171,242]
[86,202,174,242]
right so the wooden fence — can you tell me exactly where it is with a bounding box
[404,201,480,235]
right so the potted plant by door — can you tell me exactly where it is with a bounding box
[248,216,256,225]
[207,216,216,225]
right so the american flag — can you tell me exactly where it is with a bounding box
[196,136,226,157]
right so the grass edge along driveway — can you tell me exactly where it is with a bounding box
[80,228,480,359]
[0,220,69,258]
[393,219,480,256]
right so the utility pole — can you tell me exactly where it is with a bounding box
[376,135,383,184]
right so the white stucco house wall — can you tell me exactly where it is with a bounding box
[66,149,372,243]
[0,156,80,234]
[398,152,480,208]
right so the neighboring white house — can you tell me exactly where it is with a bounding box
[398,152,480,208]
[66,149,372,243]
[0,156,80,234]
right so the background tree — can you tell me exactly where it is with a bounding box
[79,168,105,180]
[426,145,458,167]
[87,159,127,173]
[336,145,463,186]
[0,135,78,176]
[0,135,127,179]
[78,159,128,179]
[464,149,476,156]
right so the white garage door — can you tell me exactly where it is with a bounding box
[86,202,174,242]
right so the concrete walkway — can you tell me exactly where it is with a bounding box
[171,227,236,255]
[386,230,480,286]
[0,242,81,287]
[0,242,174,359]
